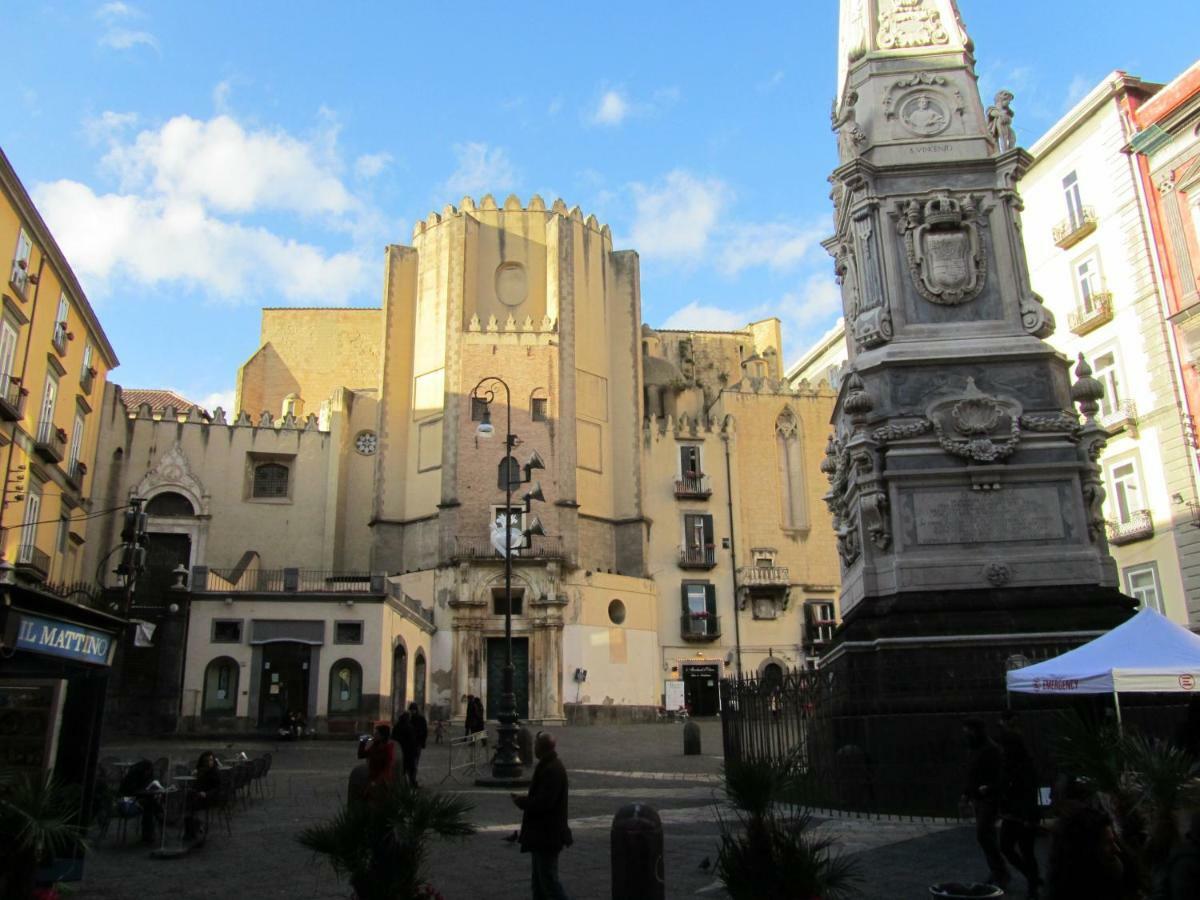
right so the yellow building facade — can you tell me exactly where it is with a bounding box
[0,147,118,587]
[87,196,838,732]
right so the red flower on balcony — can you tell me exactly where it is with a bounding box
[690,610,709,620]
[55,427,68,443]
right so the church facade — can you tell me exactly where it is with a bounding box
[84,196,838,733]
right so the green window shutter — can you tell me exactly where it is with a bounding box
[703,515,714,546]
[680,582,690,613]
[704,583,716,614]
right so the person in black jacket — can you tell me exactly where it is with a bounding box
[961,717,1009,890]
[184,750,222,844]
[393,713,416,786]
[406,703,428,787]
[512,732,572,900]
[997,712,1041,899]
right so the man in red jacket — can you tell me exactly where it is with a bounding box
[512,732,572,899]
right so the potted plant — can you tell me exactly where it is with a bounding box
[714,750,861,899]
[0,768,84,900]
[298,780,475,900]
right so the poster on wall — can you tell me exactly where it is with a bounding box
[664,680,686,711]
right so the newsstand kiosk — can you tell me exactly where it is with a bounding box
[1,573,124,883]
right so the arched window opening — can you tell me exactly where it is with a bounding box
[146,491,195,517]
[328,659,363,716]
[391,644,408,721]
[776,408,808,530]
[202,656,239,716]
[413,651,427,710]
[253,462,289,499]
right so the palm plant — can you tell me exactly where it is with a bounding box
[715,750,861,900]
[0,768,84,900]
[297,780,475,900]
[1123,733,1200,865]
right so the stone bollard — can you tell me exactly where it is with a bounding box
[683,720,701,756]
[517,726,534,766]
[611,803,665,900]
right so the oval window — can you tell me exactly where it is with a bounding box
[608,599,626,625]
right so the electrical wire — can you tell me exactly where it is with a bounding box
[5,502,132,532]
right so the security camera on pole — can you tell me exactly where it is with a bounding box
[472,375,545,786]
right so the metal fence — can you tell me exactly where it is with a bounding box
[720,665,1190,820]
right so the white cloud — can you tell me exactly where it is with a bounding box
[33,110,382,305]
[628,170,728,262]
[443,142,516,197]
[96,3,158,53]
[662,302,748,331]
[102,114,357,217]
[354,152,392,180]
[83,110,138,144]
[1064,74,1092,111]
[212,79,233,114]
[96,2,135,18]
[757,70,785,92]
[34,179,371,304]
[592,90,630,126]
[199,389,236,414]
[719,221,823,274]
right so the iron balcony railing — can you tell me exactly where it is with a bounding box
[679,545,717,569]
[739,565,790,588]
[80,366,96,395]
[450,535,565,561]
[51,322,68,355]
[1100,399,1138,435]
[0,376,24,422]
[1067,292,1113,335]
[193,566,386,594]
[385,583,436,626]
[64,459,87,489]
[16,544,51,580]
[33,420,67,463]
[674,475,712,499]
[1107,509,1154,546]
[680,612,721,641]
[1053,206,1098,249]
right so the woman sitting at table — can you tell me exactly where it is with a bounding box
[184,750,222,844]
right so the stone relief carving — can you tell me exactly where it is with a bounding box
[984,562,1011,586]
[1071,353,1111,543]
[850,214,892,348]
[877,0,950,50]
[986,90,1016,152]
[883,72,963,126]
[1019,291,1055,338]
[135,441,210,516]
[927,377,1022,463]
[834,90,868,159]
[900,93,951,136]
[897,193,987,305]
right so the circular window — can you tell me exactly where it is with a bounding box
[607,599,626,625]
[354,431,378,456]
[495,262,528,307]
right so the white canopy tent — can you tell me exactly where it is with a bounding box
[1006,607,1200,723]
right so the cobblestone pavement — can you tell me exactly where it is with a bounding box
[74,721,1007,899]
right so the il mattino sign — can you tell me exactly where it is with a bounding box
[11,612,115,666]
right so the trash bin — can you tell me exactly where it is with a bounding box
[683,721,701,756]
[929,884,1004,898]
[611,803,665,900]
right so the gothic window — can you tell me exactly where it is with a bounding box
[252,462,289,498]
[776,408,808,531]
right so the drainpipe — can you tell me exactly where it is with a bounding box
[723,433,743,678]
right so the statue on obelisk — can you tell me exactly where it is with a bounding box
[821,0,1132,694]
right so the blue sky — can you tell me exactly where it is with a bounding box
[2,2,1197,412]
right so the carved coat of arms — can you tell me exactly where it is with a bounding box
[898,193,987,305]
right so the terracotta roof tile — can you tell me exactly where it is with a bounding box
[120,388,207,415]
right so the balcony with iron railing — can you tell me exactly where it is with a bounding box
[0,376,25,422]
[9,257,29,298]
[1067,293,1113,336]
[64,459,87,490]
[1054,206,1098,249]
[674,474,712,500]
[51,322,68,355]
[80,366,97,395]
[738,565,790,588]
[192,566,387,594]
[33,420,67,464]
[678,545,717,569]
[16,544,51,581]
[450,535,565,562]
[1107,509,1154,546]
[1100,399,1138,436]
[680,612,721,641]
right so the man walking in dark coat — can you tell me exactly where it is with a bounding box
[393,712,417,787]
[997,711,1041,899]
[962,717,1010,890]
[512,732,572,900]
[406,703,428,787]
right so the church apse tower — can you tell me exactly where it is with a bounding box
[822,0,1131,687]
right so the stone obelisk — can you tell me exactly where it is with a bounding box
[821,0,1132,705]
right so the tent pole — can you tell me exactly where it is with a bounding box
[1005,689,1012,711]
[1112,687,1123,732]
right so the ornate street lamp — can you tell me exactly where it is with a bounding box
[472,376,545,783]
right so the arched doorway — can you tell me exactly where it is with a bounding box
[391,643,408,721]
[413,650,427,711]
